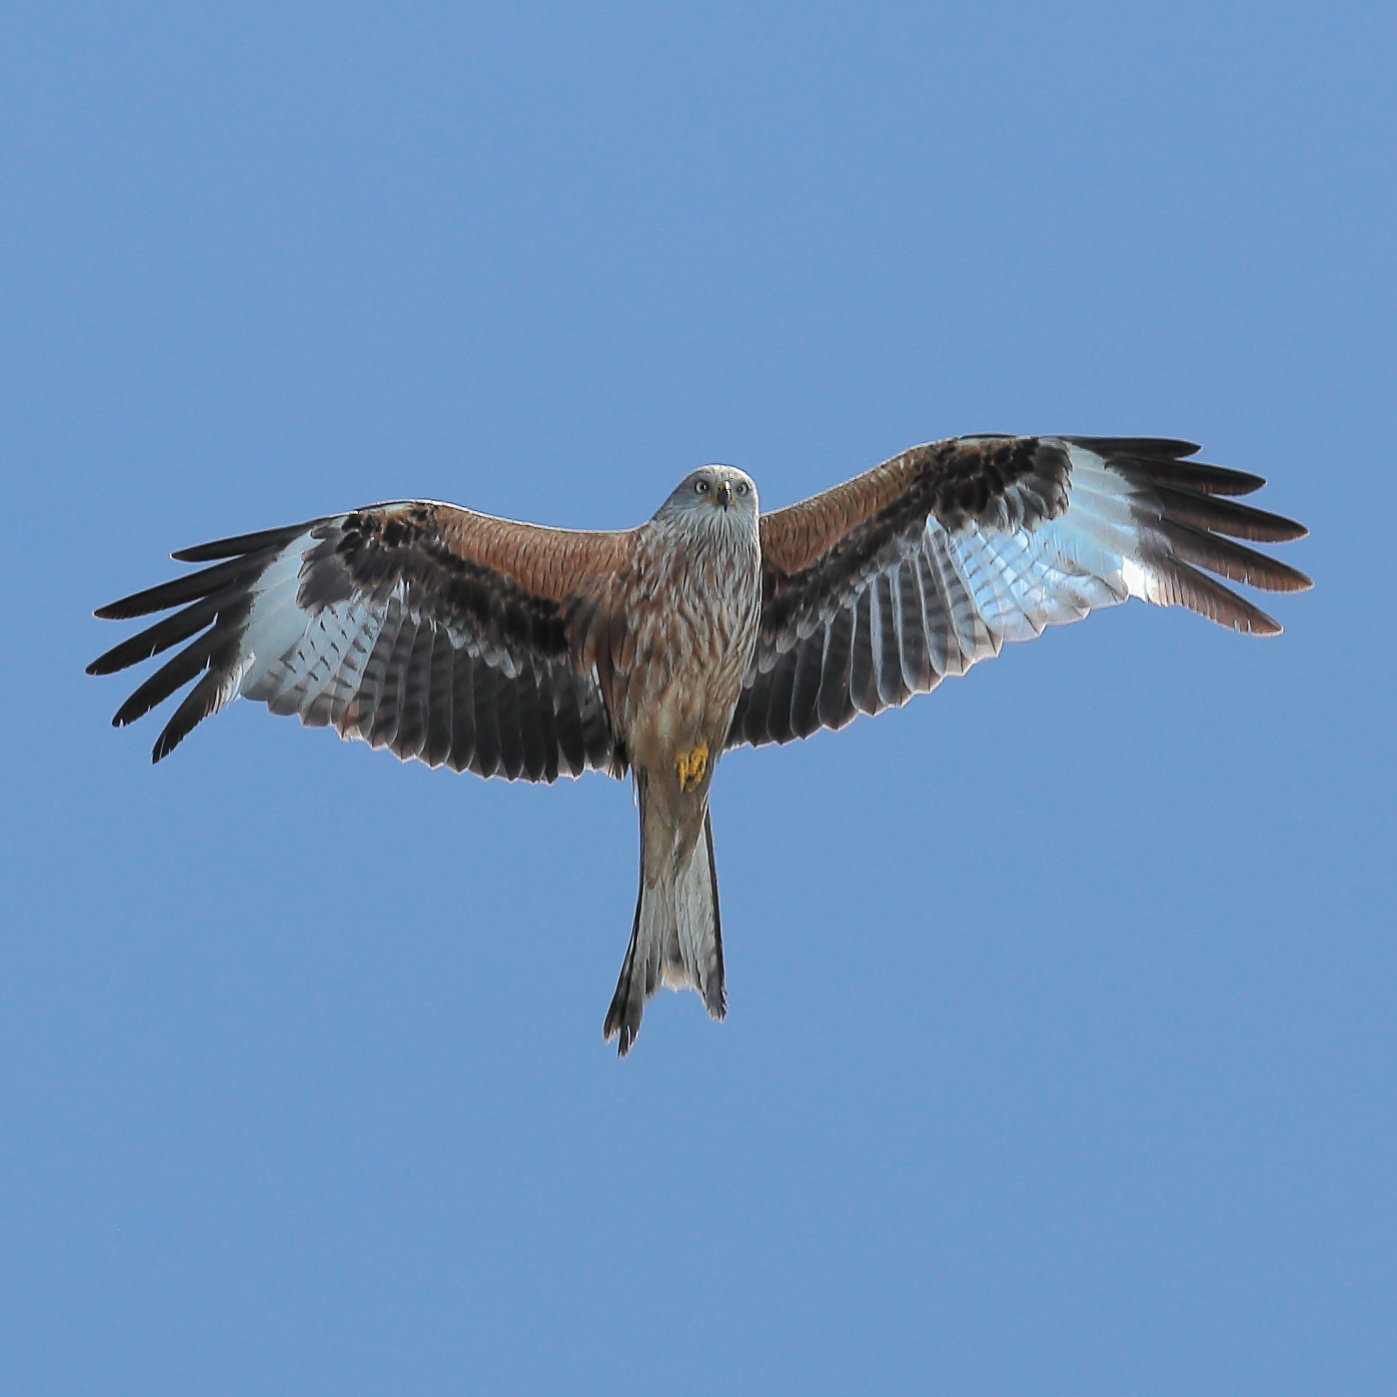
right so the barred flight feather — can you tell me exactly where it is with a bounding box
[728,436,1311,748]
[89,504,625,778]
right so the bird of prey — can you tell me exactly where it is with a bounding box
[89,434,1310,1054]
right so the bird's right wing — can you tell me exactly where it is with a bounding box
[728,435,1311,749]
[90,501,632,781]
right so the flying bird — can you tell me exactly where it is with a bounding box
[89,435,1310,1054]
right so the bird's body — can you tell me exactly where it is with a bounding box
[598,469,763,809]
[589,468,764,1048]
[90,435,1311,1053]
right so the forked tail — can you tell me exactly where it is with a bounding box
[604,802,725,1057]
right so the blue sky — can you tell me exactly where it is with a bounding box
[5,3,1394,1392]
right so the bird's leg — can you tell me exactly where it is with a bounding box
[675,740,709,793]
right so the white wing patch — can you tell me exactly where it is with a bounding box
[929,442,1151,657]
[237,529,321,701]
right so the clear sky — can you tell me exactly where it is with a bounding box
[5,3,1394,1393]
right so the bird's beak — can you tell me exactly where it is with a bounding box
[714,480,732,508]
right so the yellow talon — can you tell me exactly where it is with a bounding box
[676,740,709,793]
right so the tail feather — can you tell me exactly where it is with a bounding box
[604,806,725,1057]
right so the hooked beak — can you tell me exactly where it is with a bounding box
[714,480,733,508]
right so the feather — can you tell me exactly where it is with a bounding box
[730,434,1309,750]
[92,504,620,780]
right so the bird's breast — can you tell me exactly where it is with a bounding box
[610,525,762,776]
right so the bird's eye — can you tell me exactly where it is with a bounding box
[694,480,710,494]
[735,482,748,496]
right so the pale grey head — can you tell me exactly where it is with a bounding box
[652,464,760,533]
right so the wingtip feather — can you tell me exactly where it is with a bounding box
[170,521,310,563]
[94,596,153,621]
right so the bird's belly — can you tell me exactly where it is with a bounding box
[627,673,728,776]
[622,616,756,788]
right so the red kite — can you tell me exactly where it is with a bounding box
[90,435,1310,1053]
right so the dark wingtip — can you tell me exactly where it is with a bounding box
[170,521,309,564]
[87,643,133,677]
[92,597,144,620]
[93,589,183,621]
[1244,613,1284,637]
[1062,435,1202,458]
[1067,437,1270,496]
[1165,463,1268,497]
[1241,509,1307,542]
[112,698,143,728]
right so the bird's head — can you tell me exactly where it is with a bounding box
[654,465,759,528]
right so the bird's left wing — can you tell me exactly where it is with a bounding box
[90,501,630,781]
[728,435,1310,749]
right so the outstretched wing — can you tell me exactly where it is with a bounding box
[90,501,630,781]
[728,435,1311,749]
